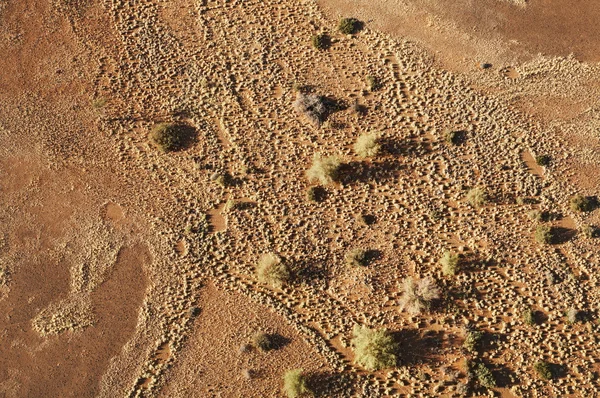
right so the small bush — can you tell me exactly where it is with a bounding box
[463,329,483,352]
[92,97,107,109]
[536,154,551,166]
[306,186,324,202]
[151,123,188,152]
[354,132,381,158]
[366,75,381,91]
[312,33,328,50]
[570,195,594,212]
[345,248,368,267]
[466,187,488,207]
[351,325,398,371]
[306,154,341,185]
[566,307,579,324]
[534,361,553,380]
[440,251,460,276]
[257,253,291,288]
[253,332,275,351]
[529,210,550,222]
[523,308,535,326]
[283,369,311,398]
[535,224,554,244]
[582,224,598,238]
[293,92,328,127]
[339,17,359,34]
[474,362,496,389]
[445,130,460,145]
[398,276,440,315]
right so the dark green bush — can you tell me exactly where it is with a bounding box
[536,154,551,166]
[151,123,189,152]
[570,195,595,212]
[339,17,360,34]
[535,224,554,244]
[534,361,553,380]
[312,33,328,50]
[351,325,398,371]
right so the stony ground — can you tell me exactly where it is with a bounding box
[0,0,599,397]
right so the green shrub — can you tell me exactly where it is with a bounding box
[312,33,328,50]
[474,362,496,389]
[463,329,483,352]
[466,187,488,207]
[339,17,359,34]
[534,361,553,380]
[570,195,594,212]
[257,253,291,288]
[398,277,440,315]
[582,224,598,238]
[536,154,551,166]
[345,248,368,267]
[151,123,187,152]
[523,308,535,326]
[535,224,554,244]
[283,369,311,398]
[306,186,324,202]
[444,130,459,145]
[440,251,459,276]
[351,325,398,371]
[306,154,341,185]
[253,332,274,351]
[354,132,381,158]
[529,210,550,222]
[366,75,381,91]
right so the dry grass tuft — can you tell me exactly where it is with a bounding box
[398,277,440,315]
[351,325,398,371]
[306,154,341,185]
[257,253,290,288]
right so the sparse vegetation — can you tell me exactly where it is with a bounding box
[474,362,496,389]
[466,187,488,207]
[566,307,579,324]
[440,251,460,276]
[293,92,327,126]
[351,325,398,371]
[366,75,381,91]
[536,154,551,166]
[345,248,368,267]
[535,224,554,244]
[283,369,311,398]
[306,154,341,185]
[311,33,328,50]
[151,123,188,152]
[338,17,360,34]
[253,332,275,351]
[463,329,483,352]
[523,308,536,326]
[398,276,440,315]
[92,97,107,109]
[570,194,595,212]
[534,361,553,380]
[445,130,460,145]
[353,132,381,158]
[257,253,291,288]
[582,224,598,238]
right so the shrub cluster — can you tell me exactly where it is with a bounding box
[306,154,341,185]
[534,361,553,380]
[293,92,327,127]
[151,123,186,152]
[354,132,381,158]
[312,33,328,50]
[338,17,360,34]
[466,187,488,207]
[535,154,551,166]
[570,194,595,212]
[283,369,311,398]
[345,248,368,267]
[535,224,554,244]
[351,325,398,371]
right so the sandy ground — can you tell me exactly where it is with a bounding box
[0,0,599,397]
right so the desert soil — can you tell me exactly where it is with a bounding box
[0,0,599,397]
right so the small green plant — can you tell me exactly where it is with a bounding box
[306,186,325,202]
[351,325,398,371]
[224,199,239,212]
[523,308,536,326]
[466,187,488,207]
[306,154,341,185]
[151,123,187,152]
[398,277,440,315]
[445,130,459,145]
[257,253,291,288]
[582,224,598,238]
[570,195,594,212]
[354,132,381,158]
[463,329,483,352]
[529,210,550,222]
[536,154,551,166]
[366,75,381,91]
[253,332,274,351]
[283,369,312,398]
[312,33,328,50]
[534,361,553,380]
[535,224,554,244]
[345,248,368,267]
[440,251,460,276]
[474,362,496,389]
[338,17,359,34]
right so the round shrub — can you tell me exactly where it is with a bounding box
[339,17,360,34]
[354,132,381,158]
[283,369,311,398]
[466,187,488,207]
[440,251,459,276]
[257,253,291,288]
[351,325,398,371]
[345,248,368,267]
[306,154,341,185]
[535,224,554,244]
[151,123,187,152]
[534,361,553,380]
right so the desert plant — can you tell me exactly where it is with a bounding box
[529,210,550,222]
[523,308,536,326]
[566,307,579,324]
[534,361,553,380]
[339,17,359,34]
[440,251,460,276]
[257,253,291,288]
[366,75,381,91]
[536,154,551,166]
[92,97,107,109]
[151,123,187,152]
[283,369,311,398]
[570,195,594,212]
[466,187,488,207]
[345,248,368,267]
[354,132,381,158]
[351,325,398,371]
[582,224,598,238]
[306,154,341,185]
[293,92,327,126]
[535,224,554,244]
[398,276,440,315]
[253,332,275,351]
[474,362,496,389]
[312,33,328,50]
[463,329,483,352]
[445,130,460,145]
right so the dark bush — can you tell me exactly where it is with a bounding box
[339,17,360,34]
